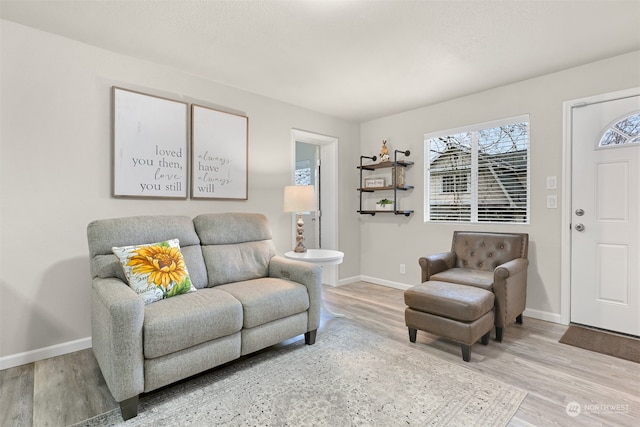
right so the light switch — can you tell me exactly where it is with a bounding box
[546,176,557,190]
[547,195,557,209]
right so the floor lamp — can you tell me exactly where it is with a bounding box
[284,185,316,253]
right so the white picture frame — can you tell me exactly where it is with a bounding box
[112,87,189,198]
[191,104,248,200]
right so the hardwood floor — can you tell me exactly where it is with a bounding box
[1,281,638,426]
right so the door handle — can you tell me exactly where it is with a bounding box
[574,223,585,232]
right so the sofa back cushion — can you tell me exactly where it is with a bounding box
[87,215,209,289]
[194,213,276,286]
[451,231,528,272]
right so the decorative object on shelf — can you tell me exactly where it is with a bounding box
[376,198,394,211]
[364,178,385,188]
[380,140,390,162]
[283,185,316,253]
[357,149,414,216]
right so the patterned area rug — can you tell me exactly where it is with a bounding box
[76,320,526,426]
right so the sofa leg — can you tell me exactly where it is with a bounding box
[495,326,503,342]
[119,395,138,420]
[481,331,490,345]
[408,327,417,343]
[461,344,471,362]
[516,314,523,324]
[305,329,317,345]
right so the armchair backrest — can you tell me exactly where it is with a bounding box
[451,231,528,272]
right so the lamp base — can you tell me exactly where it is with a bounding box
[294,213,306,253]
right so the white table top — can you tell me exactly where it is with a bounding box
[284,249,344,265]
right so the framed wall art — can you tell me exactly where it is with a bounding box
[112,87,189,198]
[191,104,248,199]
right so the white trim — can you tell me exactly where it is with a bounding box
[423,114,530,141]
[0,337,92,370]
[522,308,564,325]
[359,275,413,291]
[561,87,640,327]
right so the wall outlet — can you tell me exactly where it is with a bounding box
[400,263,406,275]
[547,195,557,209]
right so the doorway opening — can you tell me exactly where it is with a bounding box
[291,129,339,285]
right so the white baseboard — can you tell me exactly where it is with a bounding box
[522,308,565,324]
[358,275,413,291]
[0,337,92,370]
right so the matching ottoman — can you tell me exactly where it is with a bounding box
[404,281,495,362]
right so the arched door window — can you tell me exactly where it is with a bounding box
[599,112,640,147]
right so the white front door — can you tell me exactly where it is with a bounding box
[570,94,640,336]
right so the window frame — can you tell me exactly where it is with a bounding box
[424,114,530,224]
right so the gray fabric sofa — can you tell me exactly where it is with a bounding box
[87,212,321,420]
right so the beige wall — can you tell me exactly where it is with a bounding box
[359,50,640,319]
[0,21,361,364]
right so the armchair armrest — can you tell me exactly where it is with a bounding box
[91,277,145,402]
[419,252,456,282]
[268,255,322,331]
[492,258,529,328]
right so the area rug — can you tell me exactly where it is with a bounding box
[76,320,526,426]
[560,324,640,363]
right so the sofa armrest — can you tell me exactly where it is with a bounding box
[493,258,529,327]
[418,252,456,282]
[268,255,322,331]
[91,277,145,402]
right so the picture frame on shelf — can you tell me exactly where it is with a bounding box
[364,177,385,188]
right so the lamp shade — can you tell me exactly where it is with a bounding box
[283,185,316,212]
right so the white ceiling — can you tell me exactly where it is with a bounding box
[2,0,639,122]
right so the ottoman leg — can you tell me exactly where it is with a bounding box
[408,327,417,343]
[481,331,490,345]
[461,344,471,362]
[495,326,503,342]
[516,314,523,324]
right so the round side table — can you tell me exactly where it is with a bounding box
[284,249,344,317]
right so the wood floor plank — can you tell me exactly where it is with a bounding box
[33,349,116,426]
[0,363,34,427]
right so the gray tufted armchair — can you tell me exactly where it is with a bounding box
[419,231,529,341]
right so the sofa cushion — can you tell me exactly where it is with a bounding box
[194,213,276,286]
[143,288,243,359]
[112,239,197,304]
[430,268,494,291]
[217,278,310,328]
[88,215,208,288]
[201,241,276,286]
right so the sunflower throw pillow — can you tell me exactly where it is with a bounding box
[112,239,196,304]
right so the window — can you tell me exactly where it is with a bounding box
[599,112,640,147]
[424,115,529,224]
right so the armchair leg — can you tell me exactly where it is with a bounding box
[516,314,523,324]
[119,395,139,420]
[495,326,503,342]
[305,329,317,345]
[408,327,417,343]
